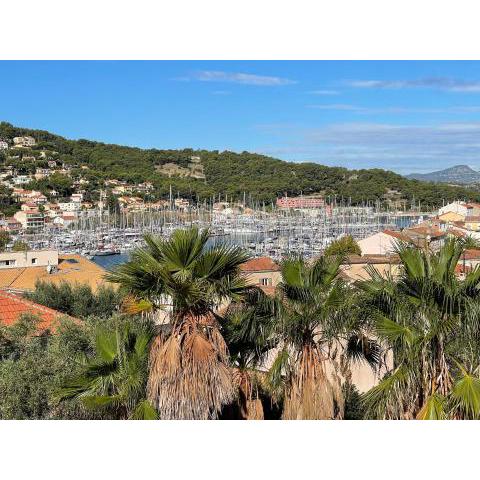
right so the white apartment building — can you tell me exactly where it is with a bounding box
[13,136,36,147]
[70,193,84,203]
[0,249,58,269]
[438,201,480,218]
[12,175,32,185]
[58,202,80,212]
[14,209,45,231]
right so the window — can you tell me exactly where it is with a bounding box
[0,259,16,266]
[31,258,37,264]
[260,277,272,286]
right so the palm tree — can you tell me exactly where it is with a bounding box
[266,254,379,420]
[58,318,156,419]
[105,227,251,419]
[359,238,480,419]
[222,288,278,419]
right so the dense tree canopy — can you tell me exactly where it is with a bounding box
[2,121,480,207]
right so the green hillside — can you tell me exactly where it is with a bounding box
[1,121,479,208]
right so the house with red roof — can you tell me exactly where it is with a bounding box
[240,256,282,289]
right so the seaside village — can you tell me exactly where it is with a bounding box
[2,136,480,393]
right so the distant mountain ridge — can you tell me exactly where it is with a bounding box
[407,165,480,184]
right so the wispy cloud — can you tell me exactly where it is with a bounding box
[307,104,480,114]
[255,122,480,174]
[307,89,339,95]
[182,70,296,86]
[346,77,480,93]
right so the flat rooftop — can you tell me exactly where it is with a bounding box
[0,254,109,292]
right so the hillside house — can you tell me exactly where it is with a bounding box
[13,136,36,147]
[14,208,45,231]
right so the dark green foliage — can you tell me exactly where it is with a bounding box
[324,235,361,257]
[12,240,28,252]
[0,230,10,251]
[2,121,480,207]
[26,173,73,199]
[58,317,156,420]
[343,383,365,420]
[0,184,20,217]
[0,314,92,419]
[0,311,153,420]
[24,281,124,319]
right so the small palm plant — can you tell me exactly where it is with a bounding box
[359,238,480,419]
[105,227,251,419]
[58,318,156,420]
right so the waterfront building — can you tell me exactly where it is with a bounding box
[276,195,325,209]
[438,201,480,219]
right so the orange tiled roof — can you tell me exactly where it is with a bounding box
[0,290,65,332]
[408,226,446,238]
[383,229,411,242]
[465,216,480,222]
[240,257,281,272]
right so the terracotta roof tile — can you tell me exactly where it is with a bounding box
[240,257,281,272]
[383,229,411,242]
[0,290,65,332]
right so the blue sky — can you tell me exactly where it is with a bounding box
[3,61,480,173]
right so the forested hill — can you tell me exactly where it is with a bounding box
[1,121,480,208]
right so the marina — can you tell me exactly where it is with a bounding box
[10,202,431,268]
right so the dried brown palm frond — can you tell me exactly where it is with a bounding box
[232,368,264,420]
[282,345,344,420]
[147,314,235,419]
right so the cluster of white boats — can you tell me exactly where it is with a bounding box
[15,205,427,264]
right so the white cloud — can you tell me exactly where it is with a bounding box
[345,77,480,93]
[255,122,480,174]
[307,104,480,114]
[188,70,296,86]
